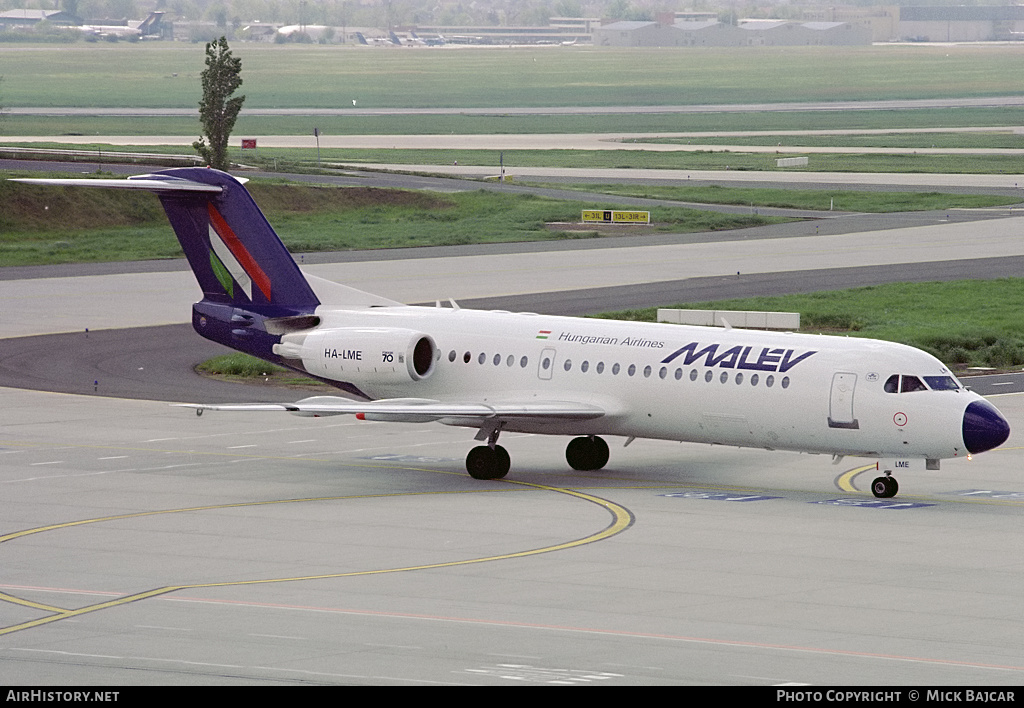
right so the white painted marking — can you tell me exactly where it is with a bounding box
[13,648,123,660]
[136,625,193,632]
[249,633,305,641]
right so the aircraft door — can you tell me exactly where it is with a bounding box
[828,372,859,429]
[538,347,556,380]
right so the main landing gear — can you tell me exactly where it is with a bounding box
[565,435,610,472]
[466,444,511,480]
[464,433,610,480]
[871,471,899,499]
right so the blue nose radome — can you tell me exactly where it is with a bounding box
[963,400,1011,455]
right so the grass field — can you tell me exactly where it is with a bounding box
[646,130,1024,150]
[2,169,1016,268]
[3,44,1024,111]
[526,184,1020,212]
[597,279,1024,371]
[315,148,1024,175]
[0,174,785,266]
[4,44,1023,176]
[6,141,1022,176]
[5,107,1024,138]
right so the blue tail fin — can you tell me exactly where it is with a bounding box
[150,168,320,316]
[11,168,323,367]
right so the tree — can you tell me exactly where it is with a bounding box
[193,37,245,172]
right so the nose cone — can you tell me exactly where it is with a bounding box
[963,400,1011,455]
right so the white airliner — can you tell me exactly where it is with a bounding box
[79,11,164,39]
[14,169,1011,497]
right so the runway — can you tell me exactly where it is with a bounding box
[1,167,1023,685]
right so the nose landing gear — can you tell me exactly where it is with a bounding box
[871,472,899,499]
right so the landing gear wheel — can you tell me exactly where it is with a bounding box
[565,436,610,471]
[871,474,899,499]
[466,445,510,480]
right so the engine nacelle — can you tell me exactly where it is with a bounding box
[273,327,437,386]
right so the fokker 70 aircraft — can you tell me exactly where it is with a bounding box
[16,168,1011,497]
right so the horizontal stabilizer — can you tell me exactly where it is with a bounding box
[11,175,229,193]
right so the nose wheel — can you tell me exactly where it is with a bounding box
[871,472,899,499]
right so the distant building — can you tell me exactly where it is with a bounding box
[673,20,736,47]
[593,20,674,46]
[898,5,1024,42]
[411,24,589,44]
[739,20,872,46]
[593,19,871,47]
[240,22,278,42]
[0,9,79,28]
[797,5,899,43]
[549,17,602,34]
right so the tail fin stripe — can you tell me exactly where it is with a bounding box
[207,203,272,301]
[209,225,250,300]
[209,248,237,299]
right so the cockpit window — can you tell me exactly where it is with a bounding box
[901,376,927,393]
[924,375,960,391]
[885,374,943,393]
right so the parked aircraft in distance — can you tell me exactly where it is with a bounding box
[411,31,445,46]
[355,31,397,46]
[14,169,1011,497]
[388,31,444,46]
[79,10,164,39]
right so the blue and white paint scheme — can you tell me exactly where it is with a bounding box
[16,168,1010,497]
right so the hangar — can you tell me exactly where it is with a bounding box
[593,19,871,47]
[898,5,1024,42]
[0,9,78,28]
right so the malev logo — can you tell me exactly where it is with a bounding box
[660,342,817,373]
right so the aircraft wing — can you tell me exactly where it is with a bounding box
[178,395,606,423]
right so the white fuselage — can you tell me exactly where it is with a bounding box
[305,304,983,462]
